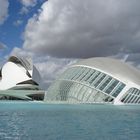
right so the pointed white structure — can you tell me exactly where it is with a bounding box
[45,57,140,105]
[0,56,44,100]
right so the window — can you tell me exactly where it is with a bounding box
[112,83,125,97]
[121,88,140,104]
[94,74,106,88]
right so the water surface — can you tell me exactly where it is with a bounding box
[0,101,140,140]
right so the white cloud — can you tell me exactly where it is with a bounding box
[10,47,33,58]
[19,6,29,15]
[12,0,140,89]
[0,0,9,25]
[20,0,37,7]
[23,0,140,58]
[19,0,37,15]
[13,20,23,26]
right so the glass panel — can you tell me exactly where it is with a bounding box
[130,95,138,104]
[99,77,112,91]
[94,74,106,88]
[96,74,108,89]
[129,89,139,103]
[121,93,129,102]
[103,80,119,95]
[86,70,96,84]
[90,71,100,85]
[80,68,90,82]
[127,94,135,103]
[111,83,125,97]
[133,91,140,103]
[104,79,116,93]
[64,68,74,80]
[76,67,87,81]
[70,67,79,80]
[84,69,95,82]
[72,67,83,80]
[135,97,140,103]
[124,94,132,103]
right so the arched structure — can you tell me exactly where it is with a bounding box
[45,57,140,105]
[0,56,44,100]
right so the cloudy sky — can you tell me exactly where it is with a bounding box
[1,0,140,89]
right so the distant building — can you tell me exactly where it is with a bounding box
[45,57,140,105]
[0,56,44,100]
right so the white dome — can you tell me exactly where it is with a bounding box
[74,57,140,85]
[45,57,140,105]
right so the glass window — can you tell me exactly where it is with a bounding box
[86,70,96,83]
[80,68,90,82]
[123,94,131,103]
[90,71,100,85]
[135,97,140,103]
[127,94,135,103]
[100,77,112,91]
[99,75,111,90]
[76,67,87,81]
[84,69,94,82]
[121,88,140,104]
[94,74,106,88]
[64,68,74,80]
[69,67,79,80]
[112,83,125,97]
[72,67,84,80]
[104,79,116,93]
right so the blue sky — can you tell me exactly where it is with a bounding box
[0,0,45,58]
[1,0,140,88]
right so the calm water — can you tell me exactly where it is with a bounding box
[0,102,140,140]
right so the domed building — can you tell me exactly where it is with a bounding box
[45,57,140,105]
[0,56,44,100]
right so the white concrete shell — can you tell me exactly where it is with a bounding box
[45,57,140,105]
[75,57,140,86]
[0,56,44,100]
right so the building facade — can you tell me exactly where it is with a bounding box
[0,56,44,100]
[45,57,140,105]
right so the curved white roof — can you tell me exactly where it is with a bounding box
[74,57,140,85]
[0,55,41,90]
[8,56,32,70]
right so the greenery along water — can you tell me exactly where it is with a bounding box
[0,101,140,140]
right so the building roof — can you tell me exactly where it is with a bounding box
[74,57,140,86]
[8,56,32,70]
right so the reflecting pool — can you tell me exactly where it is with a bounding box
[0,101,140,140]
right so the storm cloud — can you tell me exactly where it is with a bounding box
[23,0,140,58]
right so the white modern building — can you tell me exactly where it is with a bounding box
[45,57,140,105]
[0,56,44,100]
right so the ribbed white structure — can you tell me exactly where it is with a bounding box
[0,56,44,100]
[45,57,140,105]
